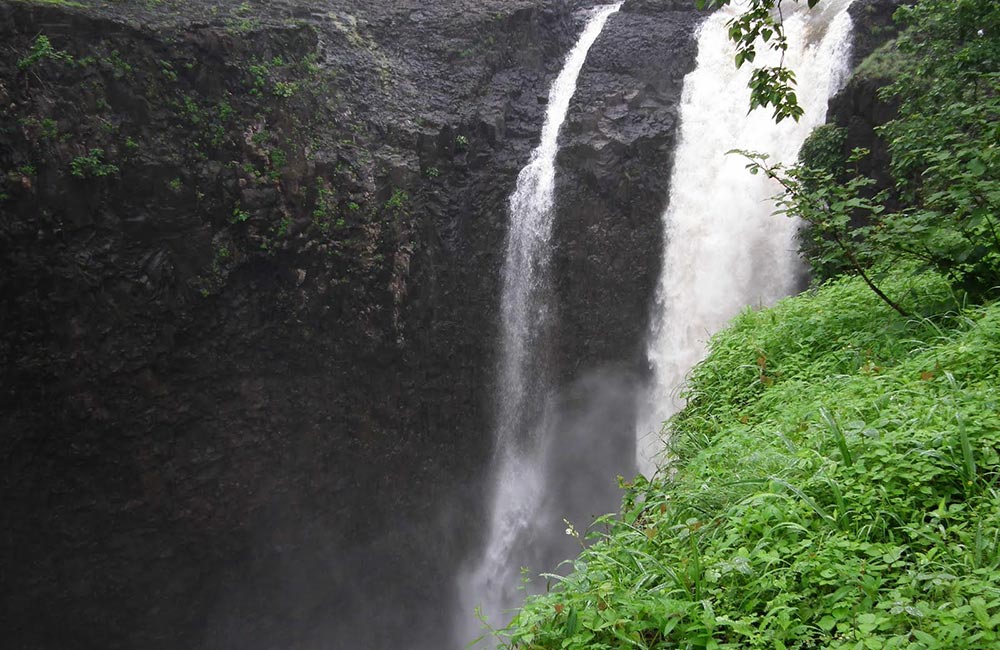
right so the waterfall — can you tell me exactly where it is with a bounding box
[458,2,622,642]
[636,0,856,476]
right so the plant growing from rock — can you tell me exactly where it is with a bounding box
[17,34,73,71]
[69,148,118,179]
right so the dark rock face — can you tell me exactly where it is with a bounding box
[0,0,703,649]
[528,1,702,569]
[845,0,907,69]
[0,0,906,647]
[553,2,701,380]
[826,0,905,199]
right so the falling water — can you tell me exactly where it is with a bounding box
[636,0,856,475]
[459,2,622,642]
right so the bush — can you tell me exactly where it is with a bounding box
[69,149,118,178]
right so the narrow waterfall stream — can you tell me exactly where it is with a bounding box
[459,3,623,642]
[636,0,857,475]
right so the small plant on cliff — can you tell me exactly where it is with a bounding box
[272,81,298,98]
[311,185,347,234]
[384,189,408,213]
[69,149,118,179]
[17,35,73,71]
[231,205,250,223]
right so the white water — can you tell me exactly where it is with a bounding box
[459,3,622,642]
[636,0,856,476]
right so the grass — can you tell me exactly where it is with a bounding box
[492,269,1000,649]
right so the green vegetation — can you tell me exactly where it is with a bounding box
[495,272,1000,650]
[494,1,1000,648]
[17,34,73,70]
[231,205,250,223]
[245,57,301,99]
[272,81,299,99]
[695,0,822,122]
[69,148,118,178]
[225,1,260,35]
[384,189,408,212]
[740,0,999,310]
[311,184,347,234]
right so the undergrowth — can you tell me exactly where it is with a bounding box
[494,270,1000,649]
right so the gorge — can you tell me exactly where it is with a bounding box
[0,1,903,649]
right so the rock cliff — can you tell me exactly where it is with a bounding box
[0,1,704,648]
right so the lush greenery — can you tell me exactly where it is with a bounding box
[490,1,1000,648]
[744,0,1000,310]
[492,271,1000,649]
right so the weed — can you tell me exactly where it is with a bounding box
[69,149,118,178]
[17,35,73,70]
[276,216,292,238]
[106,50,133,77]
[159,59,177,82]
[272,81,298,98]
[231,206,250,223]
[384,189,408,211]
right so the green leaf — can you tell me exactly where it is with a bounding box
[968,158,987,176]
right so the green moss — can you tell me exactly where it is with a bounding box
[854,37,907,80]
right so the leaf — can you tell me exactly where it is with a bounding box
[564,607,578,637]
[968,158,987,176]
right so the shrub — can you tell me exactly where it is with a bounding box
[69,149,118,178]
[17,35,73,71]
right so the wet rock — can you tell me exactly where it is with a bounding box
[0,1,704,650]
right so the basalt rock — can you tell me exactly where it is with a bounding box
[0,0,703,649]
[826,0,906,203]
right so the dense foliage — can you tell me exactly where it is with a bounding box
[748,0,1000,307]
[492,270,1000,649]
[488,1,1000,648]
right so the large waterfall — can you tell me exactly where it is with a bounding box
[636,0,856,475]
[459,2,623,642]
